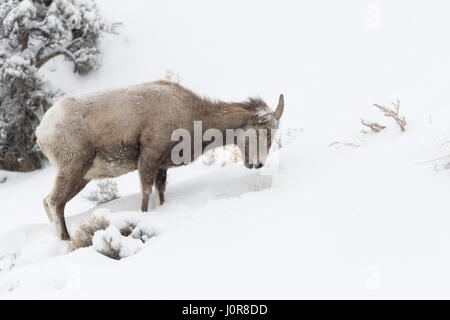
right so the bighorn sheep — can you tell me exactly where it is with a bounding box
[36,81,285,240]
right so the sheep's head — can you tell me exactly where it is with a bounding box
[237,94,284,169]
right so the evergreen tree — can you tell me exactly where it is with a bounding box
[0,0,116,171]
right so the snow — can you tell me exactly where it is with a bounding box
[2,54,34,79]
[2,0,450,299]
[2,0,36,32]
[5,54,28,66]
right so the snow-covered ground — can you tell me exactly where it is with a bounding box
[2,0,450,299]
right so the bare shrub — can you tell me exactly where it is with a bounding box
[221,145,241,167]
[83,179,119,204]
[360,119,386,134]
[373,100,407,132]
[71,215,110,249]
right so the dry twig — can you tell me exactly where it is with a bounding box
[329,141,361,148]
[416,155,450,165]
[373,100,407,132]
[360,119,386,133]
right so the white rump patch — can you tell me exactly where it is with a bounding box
[35,100,67,141]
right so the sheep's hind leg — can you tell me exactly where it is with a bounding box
[138,148,158,212]
[48,163,91,240]
[67,178,90,202]
[154,168,167,207]
[43,195,53,223]
[43,178,89,224]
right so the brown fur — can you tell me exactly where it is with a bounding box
[36,81,283,240]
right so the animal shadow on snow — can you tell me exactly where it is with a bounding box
[0,168,273,270]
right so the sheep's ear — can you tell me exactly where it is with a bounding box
[274,94,284,120]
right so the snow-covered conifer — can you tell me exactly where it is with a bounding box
[0,0,117,171]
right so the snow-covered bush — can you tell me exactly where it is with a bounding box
[0,0,117,171]
[83,179,119,204]
[202,149,217,165]
[0,252,16,272]
[93,225,144,260]
[71,211,157,259]
[220,145,241,167]
[108,213,157,243]
[128,223,157,243]
[71,214,110,249]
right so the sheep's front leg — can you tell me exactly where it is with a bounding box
[154,168,167,207]
[138,148,157,212]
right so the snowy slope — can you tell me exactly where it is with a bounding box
[2,0,450,299]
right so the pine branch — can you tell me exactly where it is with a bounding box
[36,46,77,69]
